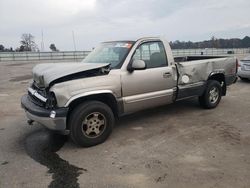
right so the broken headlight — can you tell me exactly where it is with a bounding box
[45,92,57,109]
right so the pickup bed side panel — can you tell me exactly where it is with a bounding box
[176,57,236,100]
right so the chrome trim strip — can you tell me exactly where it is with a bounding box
[28,87,47,103]
[124,89,175,104]
[178,81,205,89]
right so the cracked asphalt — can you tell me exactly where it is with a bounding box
[0,58,250,188]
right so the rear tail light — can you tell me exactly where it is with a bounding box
[236,59,240,67]
[236,58,239,73]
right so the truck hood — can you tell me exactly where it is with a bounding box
[32,62,110,88]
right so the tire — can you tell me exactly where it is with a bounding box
[69,101,114,147]
[199,80,222,109]
[239,76,249,81]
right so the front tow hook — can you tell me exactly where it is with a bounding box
[27,119,34,125]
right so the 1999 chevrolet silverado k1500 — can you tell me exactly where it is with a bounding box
[21,37,238,147]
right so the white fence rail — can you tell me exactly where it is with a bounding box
[0,51,90,62]
[172,48,250,56]
[0,48,250,62]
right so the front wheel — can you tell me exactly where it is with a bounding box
[69,101,114,147]
[199,80,222,109]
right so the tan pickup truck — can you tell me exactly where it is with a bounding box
[21,37,238,147]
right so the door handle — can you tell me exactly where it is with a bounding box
[163,72,171,78]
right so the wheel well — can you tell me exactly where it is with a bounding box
[66,93,119,129]
[208,73,226,95]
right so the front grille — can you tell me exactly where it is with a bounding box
[27,94,45,107]
[28,82,47,107]
[31,82,47,97]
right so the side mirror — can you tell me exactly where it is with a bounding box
[128,60,146,72]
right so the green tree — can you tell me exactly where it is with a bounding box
[0,44,4,51]
[242,36,250,48]
[49,43,59,51]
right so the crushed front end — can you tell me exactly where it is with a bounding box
[21,82,69,134]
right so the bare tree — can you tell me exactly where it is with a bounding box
[20,33,38,51]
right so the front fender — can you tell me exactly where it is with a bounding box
[64,90,115,107]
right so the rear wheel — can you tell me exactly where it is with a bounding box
[69,101,114,147]
[199,80,222,109]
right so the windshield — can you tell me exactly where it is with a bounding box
[82,41,134,68]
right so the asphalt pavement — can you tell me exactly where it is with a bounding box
[0,59,250,188]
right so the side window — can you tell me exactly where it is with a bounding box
[132,41,168,68]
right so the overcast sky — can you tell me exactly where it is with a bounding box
[0,0,250,51]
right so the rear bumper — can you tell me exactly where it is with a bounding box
[21,94,69,132]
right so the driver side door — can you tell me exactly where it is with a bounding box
[121,41,177,114]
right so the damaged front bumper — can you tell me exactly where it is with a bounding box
[21,94,69,134]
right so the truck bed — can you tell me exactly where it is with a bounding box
[175,56,237,100]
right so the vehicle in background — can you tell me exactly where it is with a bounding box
[238,55,250,81]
